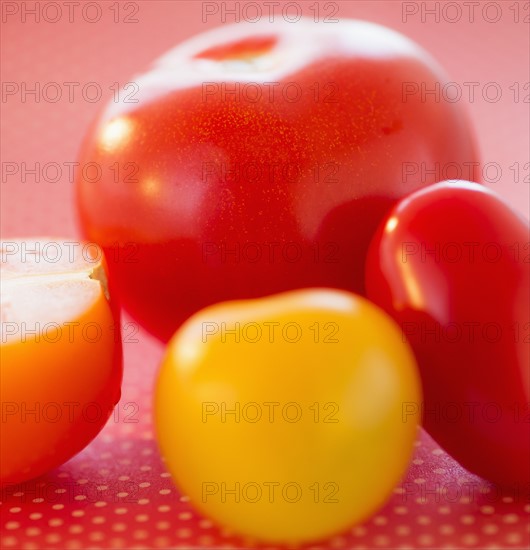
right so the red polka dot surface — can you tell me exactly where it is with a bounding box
[2,355,529,550]
[1,1,528,548]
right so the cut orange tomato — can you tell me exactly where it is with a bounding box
[0,239,123,483]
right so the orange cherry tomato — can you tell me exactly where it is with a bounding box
[0,239,122,483]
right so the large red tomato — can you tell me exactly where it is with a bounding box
[76,19,478,341]
[365,181,529,486]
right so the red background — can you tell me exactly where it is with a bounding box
[1,1,529,549]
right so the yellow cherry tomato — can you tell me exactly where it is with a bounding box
[155,289,422,545]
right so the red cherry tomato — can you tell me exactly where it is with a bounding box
[365,181,529,486]
[76,19,478,341]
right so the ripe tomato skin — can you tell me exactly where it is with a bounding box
[0,240,123,484]
[365,181,530,486]
[76,19,478,342]
[155,288,422,544]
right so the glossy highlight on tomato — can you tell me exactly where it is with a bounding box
[365,181,530,486]
[76,19,478,341]
[155,288,422,544]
